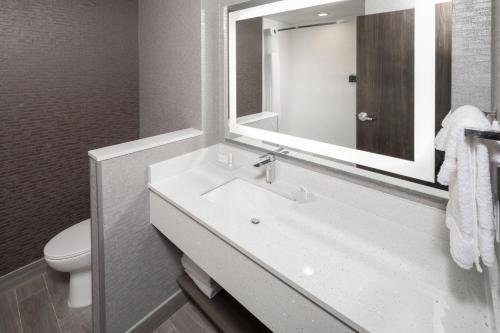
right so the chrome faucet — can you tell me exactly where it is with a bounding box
[253,153,276,184]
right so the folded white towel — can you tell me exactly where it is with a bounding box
[186,271,222,299]
[184,266,218,289]
[181,254,221,299]
[181,255,215,287]
[436,105,496,271]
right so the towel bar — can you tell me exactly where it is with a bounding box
[464,128,500,141]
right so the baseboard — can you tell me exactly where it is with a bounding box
[126,289,188,333]
[0,258,48,292]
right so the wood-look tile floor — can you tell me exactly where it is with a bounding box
[1,266,218,333]
[0,269,91,333]
[153,302,219,333]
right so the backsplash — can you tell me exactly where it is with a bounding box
[0,0,139,276]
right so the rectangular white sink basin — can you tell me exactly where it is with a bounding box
[202,178,293,220]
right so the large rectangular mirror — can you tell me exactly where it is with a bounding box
[227,0,452,183]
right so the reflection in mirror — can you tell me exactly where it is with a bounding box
[232,0,451,185]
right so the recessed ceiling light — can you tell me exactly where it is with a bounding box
[317,12,329,17]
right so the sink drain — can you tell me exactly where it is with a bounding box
[251,217,261,225]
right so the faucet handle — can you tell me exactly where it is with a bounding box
[259,153,275,160]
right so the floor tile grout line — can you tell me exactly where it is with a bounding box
[14,275,47,303]
[183,303,218,332]
[183,304,211,330]
[13,289,24,333]
[42,273,63,333]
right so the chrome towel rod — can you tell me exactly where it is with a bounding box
[464,109,498,140]
[465,128,500,141]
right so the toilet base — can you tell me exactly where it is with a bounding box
[68,270,92,308]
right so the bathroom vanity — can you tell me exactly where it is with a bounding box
[149,144,493,333]
[147,0,497,331]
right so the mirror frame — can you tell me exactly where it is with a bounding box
[228,0,437,182]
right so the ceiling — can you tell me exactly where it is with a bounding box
[265,0,366,26]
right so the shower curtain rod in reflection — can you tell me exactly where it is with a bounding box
[277,20,350,32]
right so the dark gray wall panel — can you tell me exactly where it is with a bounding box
[236,17,263,117]
[0,0,139,276]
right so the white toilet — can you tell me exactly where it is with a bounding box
[44,219,91,308]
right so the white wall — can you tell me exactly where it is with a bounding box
[277,20,357,148]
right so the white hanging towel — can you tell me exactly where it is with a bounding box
[436,105,496,272]
[486,121,500,164]
[484,121,500,243]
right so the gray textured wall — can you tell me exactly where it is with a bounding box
[494,0,500,115]
[0,0,139,276]
[452,0,492,112]
[139,0,202,138]
[96,136,205,333]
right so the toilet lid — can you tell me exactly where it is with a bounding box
[44,219,91,260]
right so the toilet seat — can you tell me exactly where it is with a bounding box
[44,219,91,260]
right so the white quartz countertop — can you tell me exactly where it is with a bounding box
[148,145,492,333]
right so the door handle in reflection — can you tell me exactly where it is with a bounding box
[358,112,376,122]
